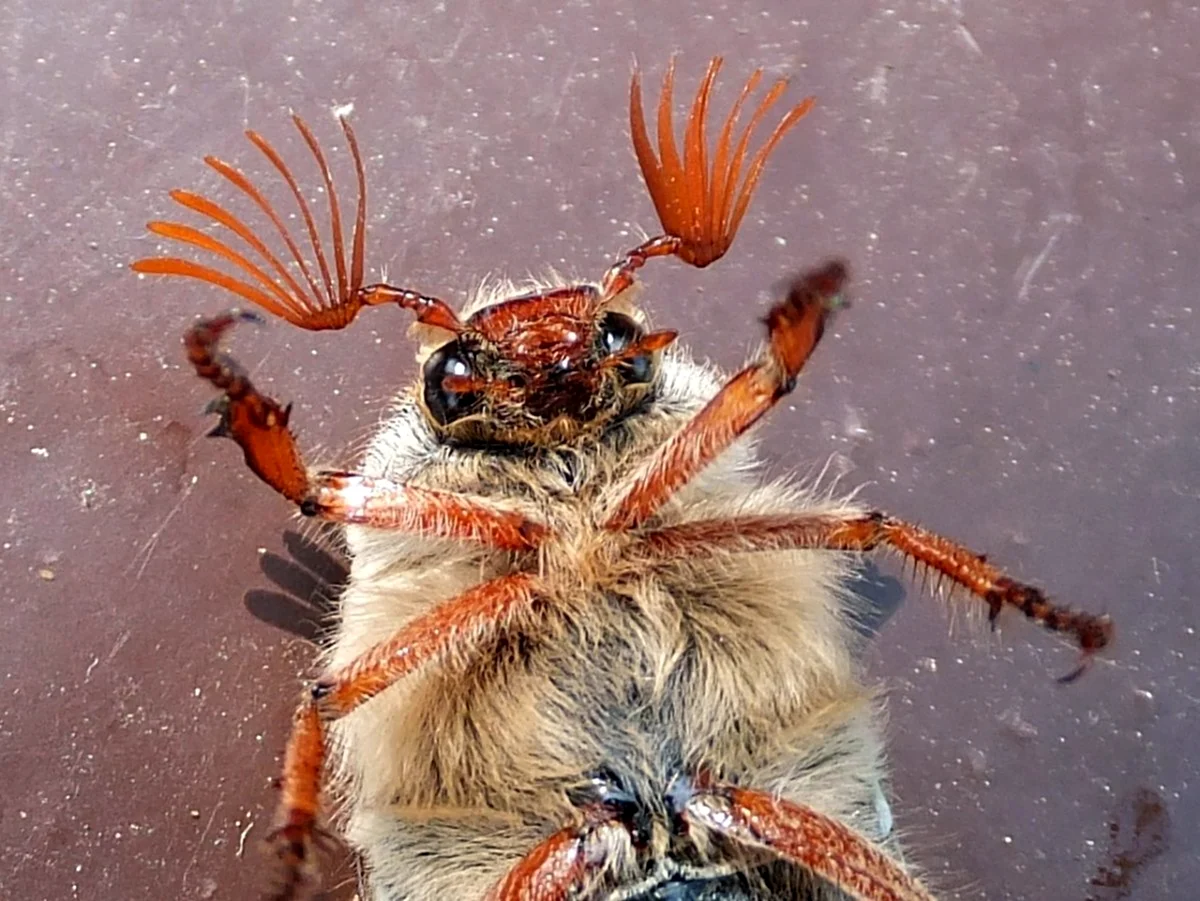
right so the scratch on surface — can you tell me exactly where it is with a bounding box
[182,803,221,891]
[0,11,23,202]
[429,1,477,65]
[64,745,89,799]
[122,127,160,150]
[956,24,983,56]
[240,74,251,129]
[129,476,197,580]
[1151,556,1166,585]
[548,62,579,126]
[108,629,131,662]
[1016,213,1079,301]
[83,633,125,681]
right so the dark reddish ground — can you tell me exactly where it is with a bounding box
[1,2,1195,899]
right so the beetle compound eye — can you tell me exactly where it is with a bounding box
[598,312,642,355]
[423,342,482,426]
[598,312,655,385]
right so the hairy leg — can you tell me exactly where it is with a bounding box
[605,261,846,531]
[675,777,936,901]
[482,811,636,901]
[637,513,1113,678]
[265,572,541,900]
[184,310,310,503]
[302,472,547,550]
[185,313,547,549]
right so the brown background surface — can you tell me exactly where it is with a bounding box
[1,1,1196,899]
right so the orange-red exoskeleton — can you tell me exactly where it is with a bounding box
[133,57,1112,901]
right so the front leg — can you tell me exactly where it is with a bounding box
[185,312,547,550]
[302,472,547,550]
[185,310,309,502]
[605,261,846,531]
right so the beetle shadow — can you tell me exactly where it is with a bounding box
[847,560,908,642]
[244,527,350,644]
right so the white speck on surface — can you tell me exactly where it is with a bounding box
[867,64,888,104]
[843,406,871,440]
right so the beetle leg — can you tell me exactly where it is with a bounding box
[186,313,546,549]
[185,310,310,503]
[265,572,541,900]
[637,513,1113,679]
[605,261,846,530]
[482,812,636,901]
[302,472,547,550]
[675,778,936,901]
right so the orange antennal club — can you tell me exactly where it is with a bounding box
[630,56,815,268]
[132,116,462,334]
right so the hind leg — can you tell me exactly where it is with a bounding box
[674,776,936,901]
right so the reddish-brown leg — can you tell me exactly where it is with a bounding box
[185,310,310,503]
[303,472,547,551]
[186,313,547,550]
[482,811,635,901]
[677,779,936,901]
[266,704,328,901]
[637,513,1113,678]
[265,572,541,900]
[605,261,847,531]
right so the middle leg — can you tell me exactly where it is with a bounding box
[265,571,542,900]
[482,810,637,901]
[635,513,1113,676]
